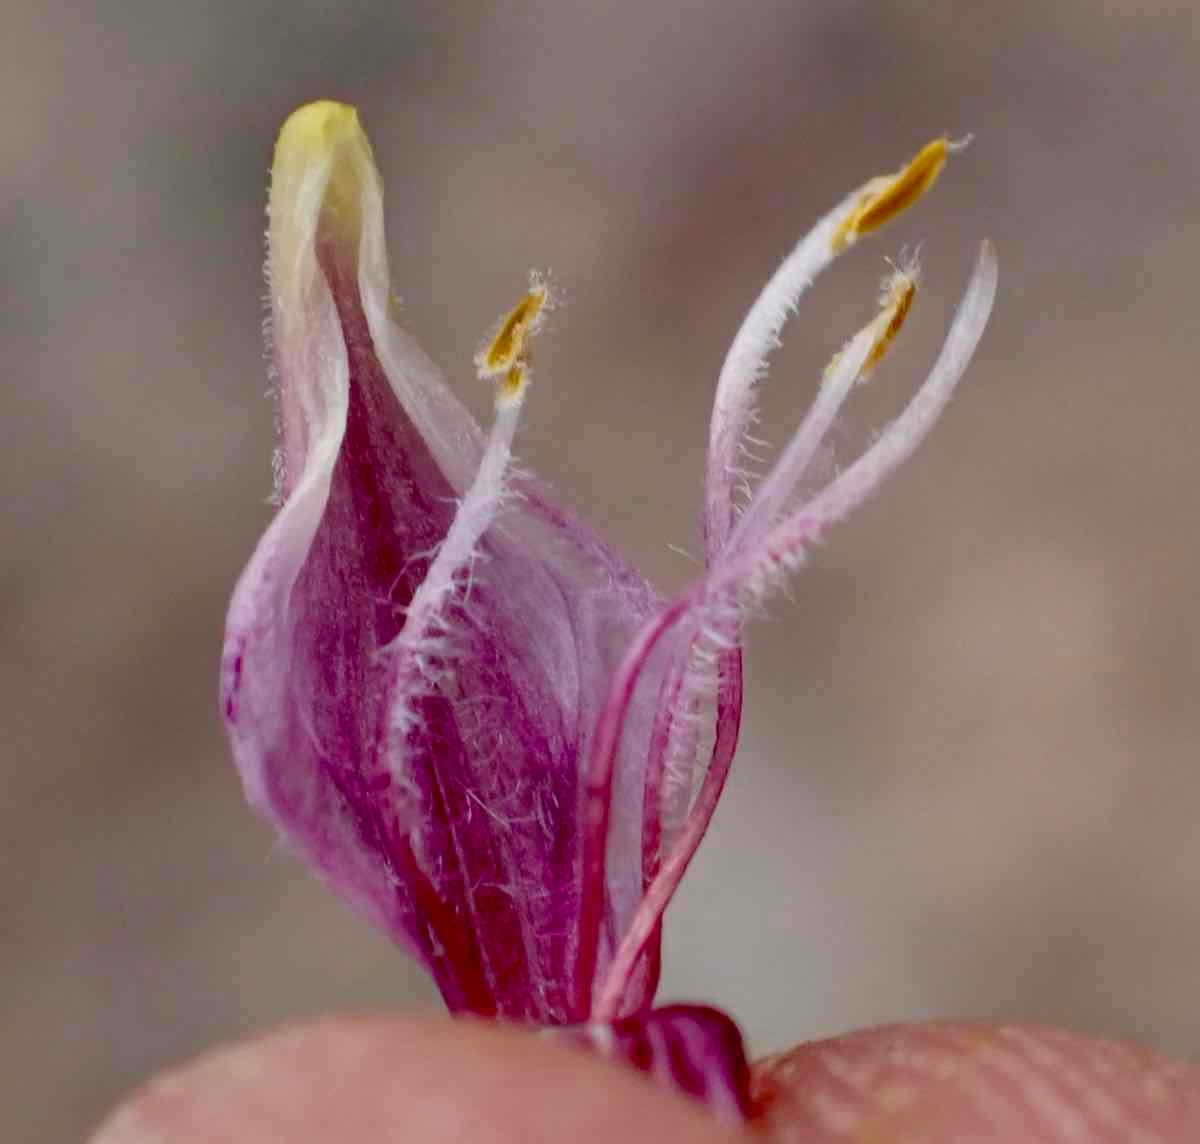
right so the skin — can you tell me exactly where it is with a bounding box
[92,1015,1200,1143]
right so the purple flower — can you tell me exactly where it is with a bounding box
[221,102,995,1113]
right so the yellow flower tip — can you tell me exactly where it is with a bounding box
[476,280,551,388]
[269,100,379,267]
[832,137,950,253]
[276,100,364,160]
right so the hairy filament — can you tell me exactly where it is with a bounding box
[730,261,919,550]
[704,138,951,559]
[386,288,542,746]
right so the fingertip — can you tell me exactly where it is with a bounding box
[752,1022,1200,1143]
[91,1013,740,1144]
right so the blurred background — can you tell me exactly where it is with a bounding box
[4,1,1199,1138]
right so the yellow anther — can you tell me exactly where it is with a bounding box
[498,361,528,405]
[476,280,552,407]
[863,267,917,374]
[822,264,918,383]
[476,283,549,379]
[832,138,949,253]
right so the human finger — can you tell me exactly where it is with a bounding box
[752,1021,1200,1142]
[89,1012,741,1143]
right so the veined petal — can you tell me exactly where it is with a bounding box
[222,103,664,1023]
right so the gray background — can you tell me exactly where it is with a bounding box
[4,2,1198,1140]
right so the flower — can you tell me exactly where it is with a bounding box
[221,101,996,1114]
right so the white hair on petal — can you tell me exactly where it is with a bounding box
[383,385,528,764]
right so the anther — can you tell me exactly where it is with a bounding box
[476,283,549,380]
[832,138,949,253]
[863,265,918,374]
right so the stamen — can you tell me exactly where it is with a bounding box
[705,138,954,559]
[831,137,949,252]
[387,306,538,747]
[476,282,550,380]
